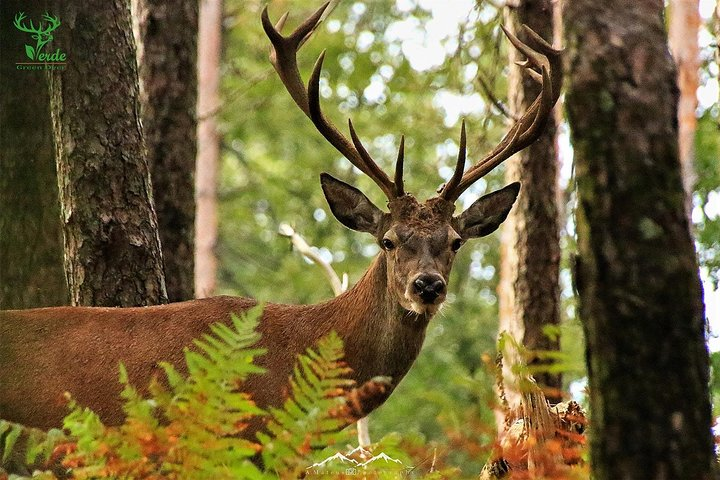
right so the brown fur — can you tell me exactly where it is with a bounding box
[0,253,428,432]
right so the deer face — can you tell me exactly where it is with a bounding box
[321,173,520,315]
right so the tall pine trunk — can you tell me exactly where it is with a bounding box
[668,0,700,218]
[133,0,198,302]
[0,1,67,309]
[195,0,222,298]
[48,0,167,307]
[497,0,562,411]
[565,1,714,477]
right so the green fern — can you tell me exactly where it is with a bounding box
[0,419,68,476]
[63,307,268,480]
[258,331,355,477]
[6,309,375,479]
[0,420,22,464]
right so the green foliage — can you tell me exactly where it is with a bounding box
[11,309,373,479]
[62,308,268,479]
[709,351,720,418]
[258,331,355,476]
[0,420,67,476]
[0,421,23,464]
[695,111,720,288]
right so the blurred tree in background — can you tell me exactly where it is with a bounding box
[133,0,198,302]
[497,0,562,412]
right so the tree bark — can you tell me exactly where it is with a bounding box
[668,0,700,218]
[565,1,715,478]
[48,0,168,307]
[497,0,562,414]
[194,0,222,298]
[133,0,198,302]
[0,1,67,309]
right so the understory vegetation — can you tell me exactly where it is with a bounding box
[0,309,589,479]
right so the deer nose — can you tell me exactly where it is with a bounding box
[413,274,446,304]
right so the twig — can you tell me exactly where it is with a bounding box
[477,74,517,121]
[278,224,345,296]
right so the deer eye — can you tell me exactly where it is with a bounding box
[382,238,395,250]
[451,238,463,252]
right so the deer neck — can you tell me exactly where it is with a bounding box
[327,252,431,385]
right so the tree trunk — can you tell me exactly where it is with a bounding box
[668,0,700,218]
[0,1,67,309]
[497,0,561,415]
[195,0,222,298]
[133,0,198,302]
[48,0,168,307]
[564,1,715,478]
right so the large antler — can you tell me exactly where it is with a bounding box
[440,25,562,202]
[262,3,404,200]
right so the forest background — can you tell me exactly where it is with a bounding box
[0,0,719,477]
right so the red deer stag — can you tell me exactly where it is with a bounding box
[0,3,561,436]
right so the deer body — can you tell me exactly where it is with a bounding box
[0,253,428,430]
[0,3,561,435]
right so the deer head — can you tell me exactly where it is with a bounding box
[262,3,561,316]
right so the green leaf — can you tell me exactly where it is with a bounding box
[2,422,22,463]
[24,44,34,60]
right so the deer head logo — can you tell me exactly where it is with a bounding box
[13,12,61,61]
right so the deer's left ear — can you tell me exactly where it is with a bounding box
[320,173,384,235]
[454,182,520,239]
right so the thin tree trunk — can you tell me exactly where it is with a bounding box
[669,0,700,218]
[565,1,714,478]
[195,0,222,298]
[497,0,561,418]
[48,0,168,307]
[133,0,198,302]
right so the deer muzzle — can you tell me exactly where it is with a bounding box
[406,273,446,314]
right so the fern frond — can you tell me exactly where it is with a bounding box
[0,419,69,478]
[61,307,269,479]
[260,331,355,477]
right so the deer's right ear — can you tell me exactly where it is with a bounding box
[320,173,384,234]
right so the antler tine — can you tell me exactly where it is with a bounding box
[452,66,553,194]
[440,26,561,202]
[261,3,329,114]
[41,13,61,33]
[442,120,466,197]
[310,54,397,199]
[521,24,563,103]
[394,136,405,197]
[263,5,400,200]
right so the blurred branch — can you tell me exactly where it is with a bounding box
[278,224,346,298]
[477,74,516,121]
